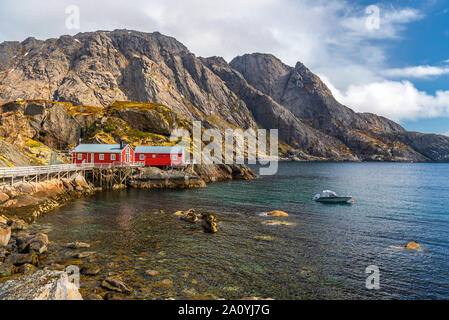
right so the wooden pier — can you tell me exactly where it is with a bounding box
[0,162,145,186]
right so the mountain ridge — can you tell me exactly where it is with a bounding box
[0,29,448,164]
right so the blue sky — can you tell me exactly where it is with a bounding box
[0,0,448,135]
[383,0,449,133]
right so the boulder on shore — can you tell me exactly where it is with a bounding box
[7,218,28,231]
[0,270,83,300]
[0,225,11,247]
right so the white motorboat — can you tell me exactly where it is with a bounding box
[313,190,353,204]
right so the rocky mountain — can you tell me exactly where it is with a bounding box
[0,29,448,165]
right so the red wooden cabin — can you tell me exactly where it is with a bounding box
[134,146,185,166]
[72,142,134,165]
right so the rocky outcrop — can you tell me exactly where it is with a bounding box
[185,164,257,183]
[0,270,82,300]
[201,212,218,233]
[0,225,11,246]
[0,174,93,221]
[174,209,218,233]
[128,167,207,189]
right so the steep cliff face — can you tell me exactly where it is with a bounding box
[0,30,448,163]
[0,30,255,130]
[229,53,442,161]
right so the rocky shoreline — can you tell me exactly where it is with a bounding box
[0,164,258,300]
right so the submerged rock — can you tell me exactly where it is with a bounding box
[267,210,289,217]
[262,220,296,226]
[153,279,173,290]
[65,242,90,249]
[81,264,101,276]
[145,270,159,277]
[0,270,83,300]
[101,276,133,294]
[254,235,274,241]
[73,251,95,259]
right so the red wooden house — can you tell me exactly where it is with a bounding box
[134,146,185,166]
[72,142,134,165]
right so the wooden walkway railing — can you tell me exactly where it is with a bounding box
[0,162,145,182]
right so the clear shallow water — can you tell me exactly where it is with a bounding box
[35,162,449,299]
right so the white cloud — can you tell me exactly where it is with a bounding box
[444,131,449,137]
[383,66,449,78]
[322,78,449,122]
[2,0,447,127]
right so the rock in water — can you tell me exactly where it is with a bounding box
[262,220,296,226]
[267,210,289,217]
[0,226,11,247]
[181,209,198,223]
[80,264,101,276]
[65,242,90,249]
[405,241,421,250]
[101,276,133,294]
[73,251,95,259]
[153,279,173,290]
[254,236,274,241]
[0,270,83,300]
[145,270,159,277]
[201,213,218,233]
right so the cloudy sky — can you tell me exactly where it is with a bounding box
[0,0,448,135]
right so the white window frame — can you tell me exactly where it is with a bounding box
[77,154,82,160]
[111,154,116,161]
[99,154,104,161]
[171,154,178,160]
[140,154,145,160]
